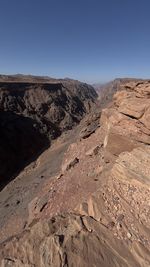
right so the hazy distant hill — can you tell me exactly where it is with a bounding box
[93,78,146,107]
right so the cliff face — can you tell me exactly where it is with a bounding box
[0,78,97,187]
[0,79,150,267]
[101,80,150,155]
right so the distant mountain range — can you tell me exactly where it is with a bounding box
[0,74,79,83]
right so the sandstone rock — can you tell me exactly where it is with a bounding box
[27,197,39,225]
[95,165,103,175]
[79,124,98,139]
[140,106,150,130]
[127,232,132,239]
[1,213,148,267]
[61,157,79,172]
[118,98,149,119]
[76,195,104,222]
[56,173,63,180]
[104,131,137,155]
[111,147,150,186]
[79,110,101,139]
[101,81,150,155]
[28,195,49,225]
[114,90,134,107]
[134,82,150,97]
[85,145,100,156]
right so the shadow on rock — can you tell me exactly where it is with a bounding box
[0,111,51,190]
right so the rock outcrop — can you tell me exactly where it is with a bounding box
[101,81,150,155]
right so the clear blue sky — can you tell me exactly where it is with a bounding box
[0,0,150,83]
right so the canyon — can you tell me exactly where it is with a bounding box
[0,76,150,267]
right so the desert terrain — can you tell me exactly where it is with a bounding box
[0,76,150,267]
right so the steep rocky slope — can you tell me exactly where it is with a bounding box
[0,77,97,188]
[0,79,150,266]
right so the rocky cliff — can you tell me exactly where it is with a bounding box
[0,79,150,267]
[0,77,97,188]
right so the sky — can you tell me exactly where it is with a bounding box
[0,0,150,83]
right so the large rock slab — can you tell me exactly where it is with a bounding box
[111,147,150,186]
[118,98,149,119]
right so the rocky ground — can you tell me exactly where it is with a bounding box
[0,78,150,266]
